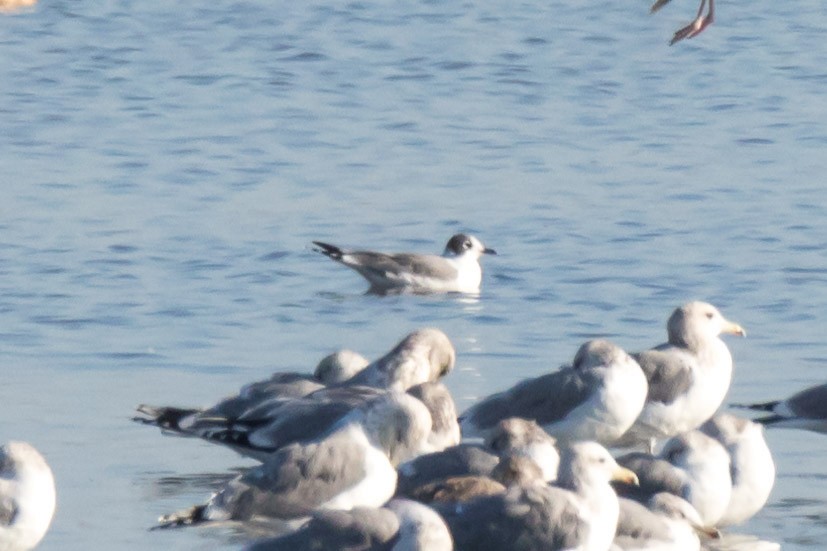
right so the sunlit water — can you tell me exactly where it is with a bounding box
[2,1,827,549]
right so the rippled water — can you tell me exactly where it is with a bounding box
[2,1,827,549]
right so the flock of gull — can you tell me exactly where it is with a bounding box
[4,233,827,550]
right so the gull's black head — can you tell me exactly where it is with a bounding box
[443,233,496,257]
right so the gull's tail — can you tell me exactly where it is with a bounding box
[312,241,344,260]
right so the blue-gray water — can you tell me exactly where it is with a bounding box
[2,1,827,549]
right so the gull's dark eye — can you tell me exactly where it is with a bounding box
[464,240,473,249]
[705,312,714,319]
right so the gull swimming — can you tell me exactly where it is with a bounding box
[616,301,746,451]
[699,413,775,526]
[435,442,639,551]
[312,233,496,295]
[243,499,453,551]
[616,430,732,527]
[735,381,827,434]
[156,393,432,527]
[0,441,56,551]
[460,339,648,448]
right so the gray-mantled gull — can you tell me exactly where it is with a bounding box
[243,499,452,551]
[616,430,732,527]
[483,417,560,482]
[699,413,775,526]
[0,441,56,551]
[141,382,448,463]
[407,382,461,453]
[397,417,560,497]
[156,392,432,527]
[735,381,827,434]
[396,445,500,498]
[460,339,648,448]
[614,492,718,551]
[616,302,746,451]
[435,441,639,551]
[132,348,369,436]
[134,329,453,458]
[345,328,455,392]
[312,233,496,295]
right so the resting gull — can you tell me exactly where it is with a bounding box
[141,381,453,463]
[396,444,500,498]
[409,455,545,505]
[0,441,56,551]
[435,441,639,551]
[483,417,560,482]
[133,348,369,436]
[345,328,456,392]
[735,381,827,434]
[616,430,732,527]
[312,233,496,295]
[156,392,432,527]
[614,492,718,551]
[407,382,461,453]
[460,339,647,448]
[699,413,775,526]
[243,499,452,551]
[616,301,746,451]
[397,417,559,497]
[134,329,453,456]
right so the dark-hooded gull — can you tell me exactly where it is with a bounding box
[616,302,745,451]
[156,393,432,527]
[0,441,56,551]
[736,381,827,434]
[243,499,452,551]
[435,442,639,551]
[311,233,496,295]
[699,413,775,526]
[460,339,647,448]
[616,430,732,527]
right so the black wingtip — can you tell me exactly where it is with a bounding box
[153,505,209,530]
[730,400,780,413]
[132,405,199,432]
[753,414,784,426]
[312,241,344,260]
